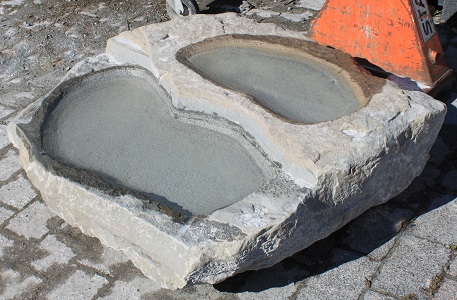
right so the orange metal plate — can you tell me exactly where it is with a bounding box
[308,0,450,87]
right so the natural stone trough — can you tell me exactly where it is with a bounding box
[177,35,366,123]
[8,14,446,289]
[41,67,268,216]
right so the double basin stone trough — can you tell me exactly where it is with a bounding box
[8,14,446,289]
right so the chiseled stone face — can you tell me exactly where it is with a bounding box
[7,14,446,289]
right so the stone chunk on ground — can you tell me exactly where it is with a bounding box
[8,14,446,289]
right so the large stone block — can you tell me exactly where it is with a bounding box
[7,14,446,289]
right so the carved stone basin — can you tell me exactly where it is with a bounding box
[41,67,267,216]
[7,14,446,289]
[177,35,367,123]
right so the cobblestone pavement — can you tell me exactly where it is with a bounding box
[1,0,457,299]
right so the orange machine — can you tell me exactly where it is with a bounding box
[308,0,453,92]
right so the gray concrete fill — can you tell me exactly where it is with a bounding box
[41,68,265,215]
[187,46,361,123]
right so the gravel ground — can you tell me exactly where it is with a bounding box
[1,1,457,299]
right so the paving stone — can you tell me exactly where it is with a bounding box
[296,255,379,300]
[448,256,457,277]
[0,105,14,120]
[47,269,108,300]
[0,150,21,181]
[407,197,457,246]
[0,125,10,150]
[0,174,37,209]
[432,278,457,300]
[280,12,313,22]
[368,238,396,261]
[341,204,413,256]
[31,234,75,271]
[0,91,37,108]
[100,276,161,299]
[219,261,308,295]
[363,290,396,299]
[0,268,42,299]
[245,9,280,18]
[372,235,450,299]
[6,201,55,239]
[297,0,326,10]
[238,283,297,300]
[442,170,457,191]
[78,245,130,275]
[0,206,14,225]
[149,284,236,300]
[0,233,14,257]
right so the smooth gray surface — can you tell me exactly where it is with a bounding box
[42,69,265,215]
[188,47,361,123]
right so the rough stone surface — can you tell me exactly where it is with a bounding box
[279,12,313,23]
[362,290,396,300]
[0,105,14,120]
[297,0,326,10]
[238,284,296,300]
[148,284,236,300]
[245,9,281,19]
[7,14,446,289]
[367,238,397,262]
[6,201,55,239]
[0,174,37,209]
[78,245,130,276]
[372,235,450,298]
[448,256,457,277]
[0,269,42,299]
[296,254,378,299]
[99,277,161,299]
[407,196,457,245]
[47,270,108,300]
[1,0,457,298]
[0,206,14,225]
[432,278,457,300]
[31,235,75,271]
[0,150,21,182]
[0,234,14,257]
[0,125,10,150]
